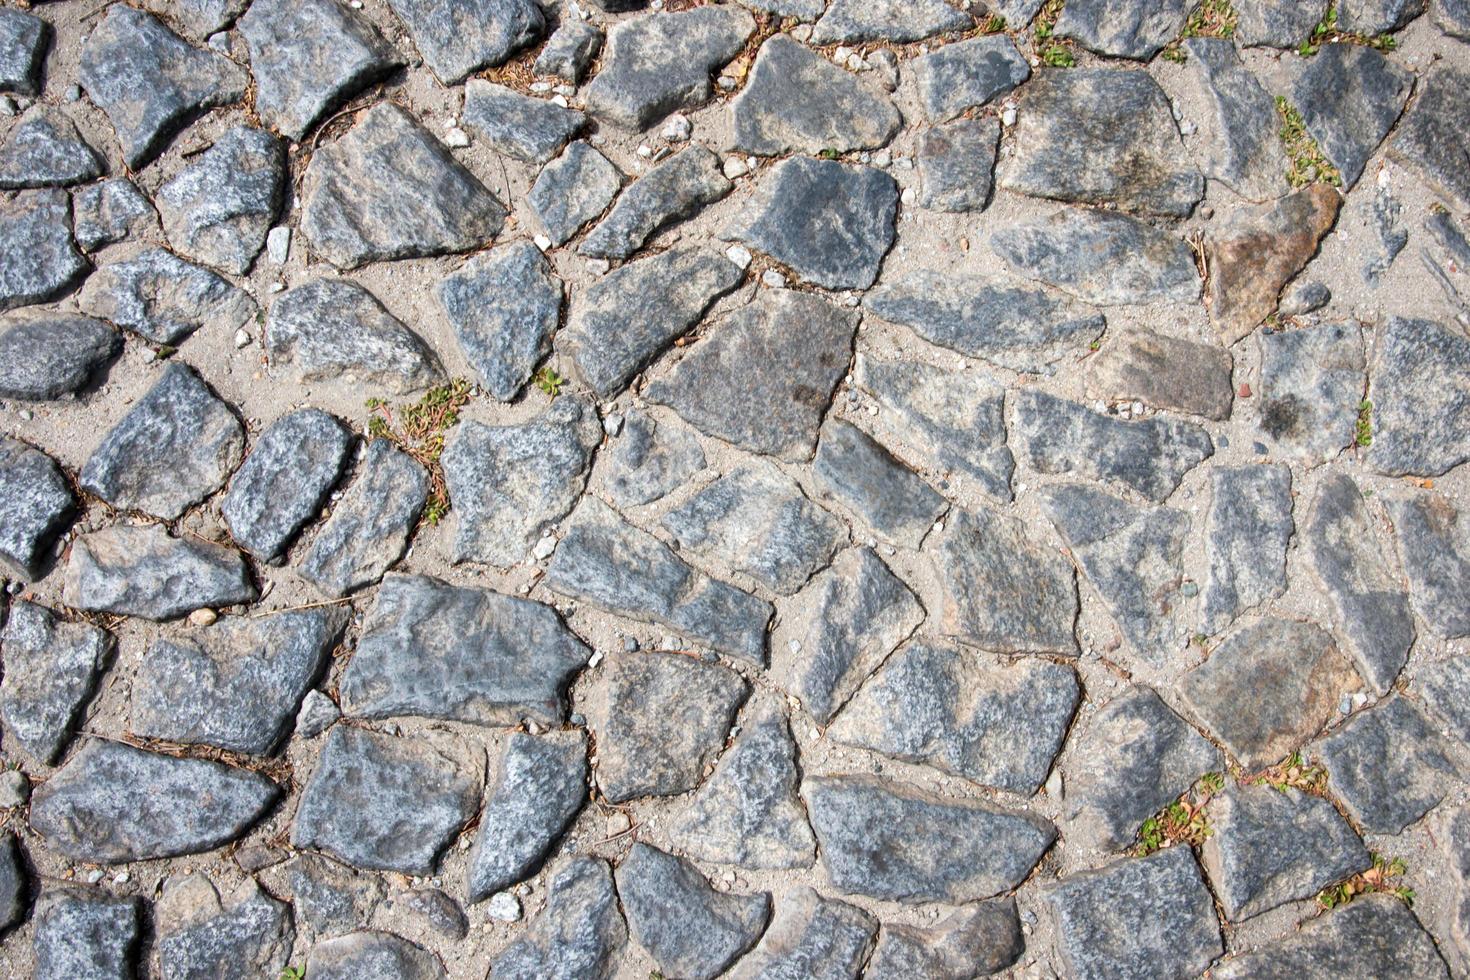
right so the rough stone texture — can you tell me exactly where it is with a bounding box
[1392,65,1470,208]
[0,438,74,581]
[289,853,385,937]
[306,931,446,980]
[535,20,603,82]
[71,178,160,252]
[462,80,586,164]
[0,106,105,190]
[1180,38,1290,202]
[916,117,1001,212]
[64,524,257,620]
[387,0,544,85]
[616,843,770,980]
[1387,492,1470,639]
[1442,804,1470,977]
[584,6,755,130]
[1369,316,1470,476]
[467,731,587,901]
[157,877,294,980]
[1087,329,1234,421]
[1234,0,1329,46]
[30,740,278,862]
[866,899,1024,980]
[582,145,729,259]
[813,419,947,548]
[992,207,1201,306]
[727,157,898,290]
[0,312,119,401]
[733,34,901,155]
[528,141,622,246]
[0,189,88,313]
[831,641,1080,795]
[866,270,1104,373]
[602,409,706,508]
[0,8,45,96]
[293,726,481,874]
[1063,686,1223,850]
[1435,0,1470,36]
[1419,657,1470,741]
[0,835,22,932]
[590,650,749,802]
[1043,846,1223,980]
[1258,321,1365,464]
[0,601,112,765]
[562,245,743,397]
[727,886,876,980]
[130,607,345,754]
[78,6,246,168]
[1055,0,1190,58]
[295,439,427,596]
[32,887,142,980]
[1339,0,1428,32]
[300,103,505,270]
[341,573,590,726]
[490,857,626,980]
[79,247,257,346]
[811,0,972,43]
[1292,43,1413,188]
[140,0,250,40]
[438,242,561,401]
[913,35,1029,123]
[1202,464,1294,634]
[156,125,283,275]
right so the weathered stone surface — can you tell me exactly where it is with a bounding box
[1387,493,1470,639]
[581,145,729,259]
[916,117,1000,213]
[467,731,587,901]
[617,844,770,980]
[1202,782,1369,922]
[80,247,256,346]
[462,79,586,164]
[491,857,625,980]
[32,887,142,980]
[387,0,544,85]
[913,35,1029,123]
[866,271,1104,373]
[0,312,119,401]
[602,409,706,507]
[1419,657,1470,741]
[528,140,622,246]
[1257,321,1364,463]
[646,289,855,462]
[1055,0,1190,58]
[0,189,87,312]
[64,524,256,620]
[1307,473,1415,694]
[1087,329,1234,421]
[813,419,947,547]
[1181,618,1357,771]
[1234,0,1329,46]
[1435,0,1470,36]
[733,34,901,155]
[289,853,385,937]
[812,0,971,43]
[306,931,446,980]
[342,573,590,726]
[867,899,1024,980]
[0,438,74,581]
[72,178,160,252]
[156,125,283,275]
[1044,847,1223,980]
[78,6,246,168]
[584,6,754,130]
[832,641,1079,795]
[294,726,481,874]
[441,396,601,567]
[992,207,1201,306]
[438,242,561,401]
[534,19,602,82]
[0,106,105,189]
[546,498,773,663]
[0,835,22,931]
[301,103,505,269]
[80,362,245,519]
[383,889,467,942]
[140,0,250,40]
[131,607,345,754]
[727,886,876,980]
[805,774,1055,903]
[0,8,45,96]
[297,439,428,596]
[1003,69,1200,216]
[1442,804,1470,976]
[591,650,749,802]
[157,877,294,980]
[1180,38,1290,201]
[1339,0,1427,32]
[562,245,743,397]
[223,409,354,562]
[0,601,112,765]
[1292,43,1413,188]
[1202,464,1294,634]
[31,740,277,862]
[668,703,816,869]
[1207,184,1342,344]
[1369,317,1470,476]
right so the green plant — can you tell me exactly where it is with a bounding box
[1133,774,1222,855]
[1318,854,1414,909]
[280,968,305,980]
[1041,44,1076,67]
[533,366,566,398]
[1276,96,1342,188]
[1183,0,1238,39]
[1248,751,1329,794]
[1034,0,1076,67]
[1160,45,1188,63]
[817,147,840,160]
[1356,399,1373,446]
[1298,3,1398,56]
[984,14,1007,33]
[365,378,474,526]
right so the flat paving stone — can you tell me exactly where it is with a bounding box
[602,409,706,508]
[306,931,445,980]
[813,419,947,548]
[1054,0,1190,58]
[916,117,1000,212]
[490,857,626,980]
[131,607,346,755]
[289,853,385,937]
[157,877,294,980]
[467,730,587,901]
[581,145,729,259]
[535,20,603,82]
[72,177,160,252]
[78,6,246,168]
[0,437,74,581]
[1179,38,1289,202]
[0,105,105,190]
[300,103,505,270]
[0,601,112,765]
[387,0,544,85]
[727,156,898,290]
[30,740,278,862]
[589,650,749,802]
[1292,42,1413,188]
[0,312,119,401]
[1442,804,1470,976]
[1392,65,1470,208]
[1086,328,1234,421]
[528,140,622,246]
[1418,656,1470,741]
[156,124,283,275]
[293,726,482,875]
[726,886,876,980]
[1338,0,1427,32]
[438,242,561,401]
[1234,0,1329,45]
[462,80,586,164]
[140,0,250,40]
[80,362,245,519]
[32,887,143,980]
[913,35,1029,123]
[0,189,88,313]
[0,8,46,96]
[341,573,590,727]
[811,0,972,43]
[866,899,1024,980]
[1435,0,1470,35]
[64,524,257,620]
[79,247,257,345]
[830,641,1080,795]
[1386,492,1470,639]
[1202,464,1294,634]
[1257,321,1365,464]
[805,773,1056,903]
[1368,316,1470,476]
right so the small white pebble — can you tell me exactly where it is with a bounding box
[530,81,554,93]
[587,258,611,275]
[722,156,750,179]
[532,535,557,561]
[846,53,865,71]
[234,328,251,349]
[444,126,470,148]
[487,892,522,922]
[833,46,853,64]
[551,94,570,109]
[266,226,291,264]
[661,114,691,142]
[717,75,737,91]
[603,412,624,435]
[725,244,753,269]
[788,639,801,654]
[872,148,891,167]
[1001,106,1017,127]
[268,281,285,293]
[18,408,33,421]
[761,269,787,289]
[900,187,916,205]
[791,24,813,42]
[1179,118,1197,136]
[554,84,576,97]
[932,521,944,534]
[113,871,131,884]
[86,869,105,884]
[533,233,553,252]
[636,144,653,159]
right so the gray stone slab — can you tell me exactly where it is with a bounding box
[1055,0,1191,58]
[1387,492,1470,639]
[1369,316,1470,476]
[1292,43,1413,188]
[306,931,446,980]
[1434,0,1470,37]
[602,409,706,508]
[0,601,112,765]
[1258,321,1365,464]
[72,178,160,252]
[1202,464,1294,634]
[1338,0,1427,32]
[916,117,1000,213]
[157,877,294,980]
[1180,38,1290,202]
[387,0,544,85]
[0,188,87,313]
[156,124,283,275]
[1087,329,1234,421]
[33,887,142,980]
[0,438,74,581]
[80,247,256,346]
[726,886,876,980]
[528,140,622,246]
[811,0,972,43]
[867,899,1024,980]
[913,35,1029,123]
[0,8,46,96]
[534,20,602,82]
[289,853,384,937]
[63,524,257,620]
[490,857,626,980]
[1441,804,1470,976]
[813,419,947,548]
[1418,656,1470,742]
[0,312,120,401]
[0,835,22,932]
[580,145,730,259]
[438,242,561,401]
[1234,0,1329,46]
[140,0,250,40]
[0,105,105,190]
[462,80,586,164]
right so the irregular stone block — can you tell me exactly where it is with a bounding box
[866,899,1024,980]
[1257,321,1364,464]
[528,140,622,246]
[438,241,561,400]
[917,117,1000,213]
[1055,0,1190,58]
[71,178,159,252]
[0,437,74,581]
[1369,316,1470,476]
[1440,804,1470,976]
[0,835,22,932]
[0,601,112,764]
[727,886,876,980]
[811,0,971,43]
[581,145,730,259]
[386,0,544,85]
[1337,0,1427,32]
[534,20,602,82]
[1202,464,1294,634]
[1179,38,1290,202]
[0,8,46,96]
[1087,328,1234,421]
[813,419,947,548]
[1386,492,1470,638]
[1418,657,1470,742]
[80,247,257,345]
[289,853,384,937]
[306,931,445,980]
[156,124,284,275]
[601,409,705,508]
[0,313,119,401]
[140,0,250,40]
[462,79,586,164]
[1434,0,1470,36]
[0,105,105,190]
[912,34,1029,122]
[157,877,294,980]
[1234,0,1329,46]
[33,887,143,980]
[1292,42,1413,188]
[0,188,88,312]
[491,857,626,980]
[64,524,256,621]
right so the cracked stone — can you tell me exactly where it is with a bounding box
[814,419,947,548]
[72,178,160,252]
[0,9,46,96]
[727,886,876,980]
[1258,321,1365,464]
[0,438,75,581]
[438,242,561,401]
[602,409,706,508]
[0,312,119,401]
[0,189,88,313]
[491,857,626,980]
[1179,38,1290,202]
[289,853,384,937]
[32,887,143,980]
[581,145,730,260]
[1201,464,1295,635]
[387,0,544,85]
[462,80,586,164]
[1055,0,1191,58]
[1386,492,1470,639]
[80,247,256,346]
[1369,316,1470,477]
[867,899,1024,980]
[64,524,256,620]
[0,105,105,189]
[811,0,971,43]
[0,601,112,765]
[156,125,284,275]
[1087,329,1235,421]
[916,117,1000,212]
[528,140,623,246]
[157,877,294,980]
[1292,43,1413,188]
[1233,0,1329,46]
[534,20,602,83]
[913,35,1029,123]
[306,932,445,980]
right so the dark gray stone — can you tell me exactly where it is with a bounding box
[1202,465,1294,634]
[293,726,481,874]
[545,498,774,663]
[0,835,22,932]
[80,247,256,346]
[563,245,743,397]
[156,124,284,275]
[867,899,1024,980]
[528,140,622,246]
[341,573,590,726]
[591,650,749,802]
[32,887,142,980]
[813,419,947,548]
[387,0,544,85]
[1234,0,1329,46]
[0,188,87,313]
[1258,321,1364,463]
[646,288,855,462]
[462,80,586,164]
[1055,0,1190,57]
[78,6,246,167]
[0,438,74,581]
[913,35,1029,122]
[140,0,250,40]
[1387,492,1470,638]
[0,601,112,764]
[296,439,428,596]
[534,20,602,83]
[30,740,278,862]
[438,242,561,401]
[916,117,1000,212]
[1293,43,1413,188]
[1434,0,1470,37]
[71,178,160,252]
[0,8,45,96]
[1087,329,1234,421]
[300,103,504,270]
[1044,847,1223,980]
[64,524,257,620]
[1369,316,1470,476]
[157,877,294,980]
[584,6,754,130]
[467,730,587,901]
[491,857,625,980]
[830,641,1080,795]
[727,886,876,980]
[1279,277,1332,316]
[992,207,1201,306]
[1338,0,1427,32]
[1180,38,1289,202]
[0,106,105,189]
[602,409,705,507]
[727,157,897,290]
[581,145,730,259]
[811,0,972,43]
[1418,657,1470,741]
[616,843,770,980]
[732,34,901,155]
[80,362,245,519]
[0,312,119,401]
[223,408,354,562]
[306,931,446,980]
[382,889,467,942]
[131,607,346,754]
[289,853,385,937]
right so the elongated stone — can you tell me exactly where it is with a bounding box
[581,145,730,259]
[71,178,159,252]
[462,80,586,164]
[1338,0,1427,33]
[811,0,971,43]
[1180,38,1290,202]
[1257,321,1364,463]
[0,189,88,312]
[387,0,544,85]
[64,524,257,620]
[79,247,257,346]
[1086,329,1234,420]
[306,932,445,980]
[912,35,1030,123]
[727,887,876,980]
[0,105,105,190]
[867,899,1024,980]
[156,125,284,275]
[916,117,1001,213]
[1391,63,1470,211]
[0,313,118,401]
[438,241,561,401]
[33,887,143,980]
[1368,316,1470,477]
[813,419,947,548]
[1386,493,1470,639]
[0,602,112,765]
[528,140,622,246]
[1201,465,1294,635]
[0,438,75,581]
[0,8,45,96]
[491,858,626,980]
[1292,43,1413,188]
[602,409,706,508]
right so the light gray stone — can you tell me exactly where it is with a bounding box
[0,8,46,96]
[1292,43,1413,188]
[64,524,257,620]
[726,886,876,980]
[462,79,586,163]
[1338,0,1427,32]
[866,899,1024,980]
[1387,492,1470,638]
[0,312,120,401]
[296,690,340,740]
[306,931,446,980]
[32,887,142,980]
[1055,0,1190,58]
[289,853,384,937]
[581,145,730,259]
[1257,321,1365,464]
[1434,0,1470,37]
[387,0,544,85]
[1202,464,1294,634]
[1369,316,1470,476]
[71,178,160,252]
[1180,37,1290,201]
[602,409,705,508]
[80,247,256,345]
[916,117,1000,212]
[1087,329,1235,421]
[491,857,625,980]
[438,242,563,401]
[0,105,105,189]
[528,140,622,246]
[0,438,74,581]
[811,0,972,43]
[156,124,284,275]
[0,601,112,765]
[813,419,947,548]
[140,0,250,40]
[157,877,295,980]
[534,20,602,83]
[912,34,1029,122]
[0,188,87,312]
[1234,0,1329,46]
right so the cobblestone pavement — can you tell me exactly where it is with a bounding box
[2,0,1470,977]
